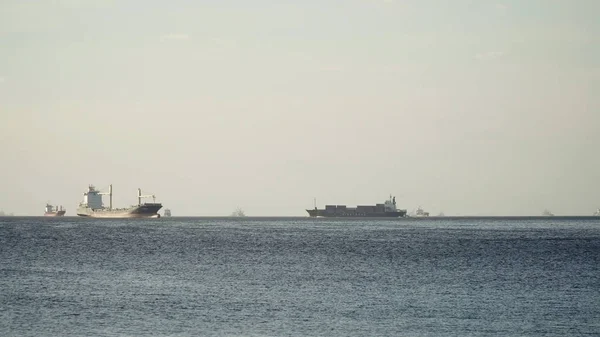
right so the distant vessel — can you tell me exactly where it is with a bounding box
[307,195,407,218]
[594,208,600,216]
[231,207,246,217]
[412,206,430,217]
[44,203,66,216]
[163,209,172,217]
[76,184,162,218]
[542,209,554,216]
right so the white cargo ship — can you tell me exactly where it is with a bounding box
[76,184,162,218]
[44,203,66,216]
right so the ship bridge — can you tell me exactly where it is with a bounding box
[82,185,104,209]
[384,195,398,212]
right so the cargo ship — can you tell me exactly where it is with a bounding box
[307,195,407,217]
[76,184,162,218]
[44,203,66,216]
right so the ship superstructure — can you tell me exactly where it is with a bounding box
[76,184,162,218]
[307,195,407,218]
[231,207,246,217]
[44,203,66,216]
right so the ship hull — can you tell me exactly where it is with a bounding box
[306,209,407,218]
[77,203,162,218]
[44,210,66,217]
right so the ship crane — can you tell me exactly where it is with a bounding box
[98,184,113,210]
[137,188,156,205]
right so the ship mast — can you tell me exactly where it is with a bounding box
[138,188,156,205]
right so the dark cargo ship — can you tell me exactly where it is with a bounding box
[307,195,407,218]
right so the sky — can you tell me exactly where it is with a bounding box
[1,0,599,216]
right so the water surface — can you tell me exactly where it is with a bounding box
[1,217,599,336]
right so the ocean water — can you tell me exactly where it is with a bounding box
[1,217,599,337]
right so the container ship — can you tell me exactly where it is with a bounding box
[76,184,162,218]
[44,204,66,216]
[307,195,407,218]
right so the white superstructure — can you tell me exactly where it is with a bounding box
[44,203,65,216]
[413,206,430,217]
[384,195,399,212]
[45,204,64,213]
[231,207,246,217]
[81,185,104,210]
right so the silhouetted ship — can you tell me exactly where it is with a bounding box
[44,204,66,216]
[542,209,554,216]
[76,184,162,218]
[307,195,407,217]
[163,209,172,217]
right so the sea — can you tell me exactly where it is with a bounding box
[1,216,599,337]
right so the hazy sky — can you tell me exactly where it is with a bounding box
[1,0,599,216]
